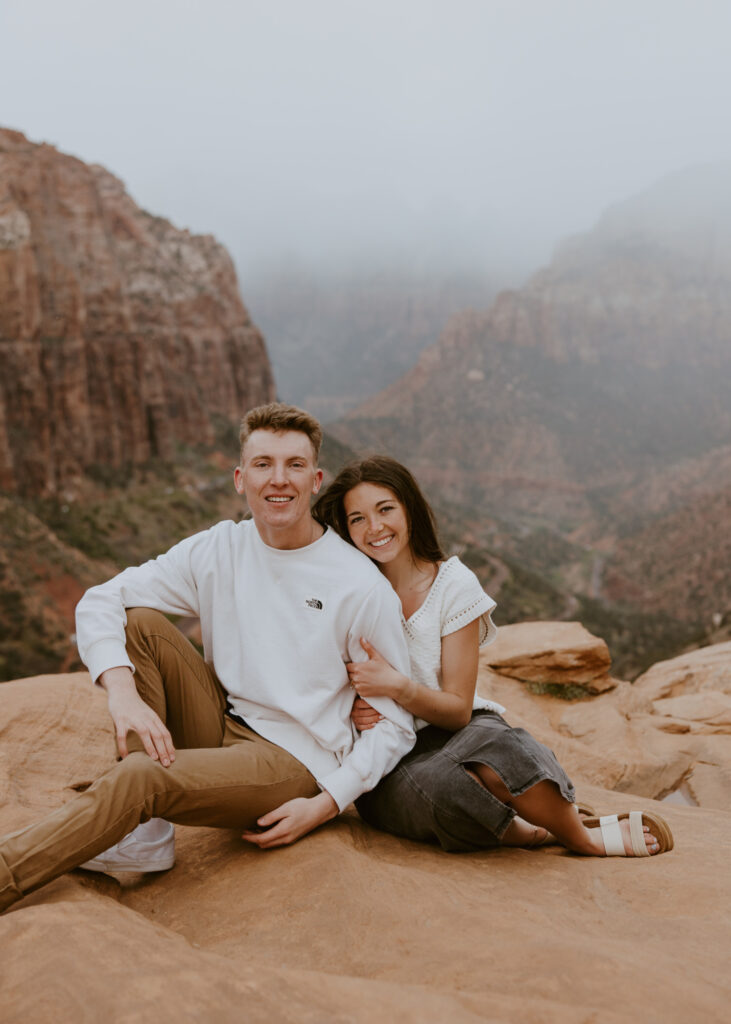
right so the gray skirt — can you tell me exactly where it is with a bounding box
[355,710,575,853]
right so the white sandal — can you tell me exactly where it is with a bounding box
[583,811,674,856]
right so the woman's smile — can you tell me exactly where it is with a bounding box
[343,483,410,564]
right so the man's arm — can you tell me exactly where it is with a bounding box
[76,532,206,757]
[76,537,202,684]
[243,581,415,848]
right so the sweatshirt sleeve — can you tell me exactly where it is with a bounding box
[317,581,416,811]
[75,531,206,683]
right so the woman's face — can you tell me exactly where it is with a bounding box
[343,483,410,564]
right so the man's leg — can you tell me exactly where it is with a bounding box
[122,607,228,752]
[0,608,318,910]
[0,718,318,910]
[80,606,229,871]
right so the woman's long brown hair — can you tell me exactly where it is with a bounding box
[313,455,445,563]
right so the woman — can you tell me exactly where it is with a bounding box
[313,455,673,858]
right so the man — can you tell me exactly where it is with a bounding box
[0,403,415,912]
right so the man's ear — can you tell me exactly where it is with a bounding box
[234,466,246,495]
[312,468,324,495]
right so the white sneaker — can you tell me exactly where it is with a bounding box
[80,819,176,874]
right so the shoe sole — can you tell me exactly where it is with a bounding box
[79,855,176,873]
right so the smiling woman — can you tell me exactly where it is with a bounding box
[313,455,675,860]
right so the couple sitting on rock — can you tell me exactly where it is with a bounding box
[0,402,673,913]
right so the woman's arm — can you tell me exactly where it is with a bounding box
[347,619,479,732]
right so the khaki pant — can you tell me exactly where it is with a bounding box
[0,609,318,911]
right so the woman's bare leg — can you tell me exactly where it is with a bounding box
[467,763,660,856]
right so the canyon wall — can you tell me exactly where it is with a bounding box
[0,128,275,497]
[330,166,731,633]
[333,165,731,519]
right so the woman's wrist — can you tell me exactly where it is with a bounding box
[397,674,418,707]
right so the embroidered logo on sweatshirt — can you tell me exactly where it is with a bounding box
[305,597,323,610]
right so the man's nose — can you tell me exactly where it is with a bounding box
[270,463,288,485]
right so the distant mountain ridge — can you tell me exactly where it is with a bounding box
[331,166,731,638]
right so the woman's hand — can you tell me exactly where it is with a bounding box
[241,791,338,849]
[351,695,383,731]
[346,638,415,704]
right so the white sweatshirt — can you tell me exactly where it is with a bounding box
[75,521,416,811]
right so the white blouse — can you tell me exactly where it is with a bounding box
[400,556,505,730]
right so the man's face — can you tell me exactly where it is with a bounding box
[234,429,323,546]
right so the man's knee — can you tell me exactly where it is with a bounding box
[125,607,170,639]
[105,751,168,801]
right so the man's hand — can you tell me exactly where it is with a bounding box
[100,666,176,766]
[241,791,338,849]
[346,638,415,704]
[351,695,382,732]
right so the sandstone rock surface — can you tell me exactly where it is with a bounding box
[484,620,616,692]
[0,128,274,497]
[2,638,730,1022]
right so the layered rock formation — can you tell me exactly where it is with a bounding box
[2,629,730,1021]
[0,128,274,497]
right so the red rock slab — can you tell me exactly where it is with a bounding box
[484,621,613,688]
[634,641,731,699]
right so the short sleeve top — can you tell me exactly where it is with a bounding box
[401,556,505,730]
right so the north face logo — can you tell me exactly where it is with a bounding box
[305,597,323,610]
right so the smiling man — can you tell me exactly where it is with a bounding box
[0,403,415,912]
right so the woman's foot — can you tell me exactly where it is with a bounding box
[582,812,673,857]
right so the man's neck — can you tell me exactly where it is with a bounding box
[253,516,325,551]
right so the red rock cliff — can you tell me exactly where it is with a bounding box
[0,128,275,496]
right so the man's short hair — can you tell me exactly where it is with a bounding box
[239,402,323,463]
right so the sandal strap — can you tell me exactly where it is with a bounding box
[599,814,625,856]
[628,811,650,856]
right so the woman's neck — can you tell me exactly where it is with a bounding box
[380,550,438,600]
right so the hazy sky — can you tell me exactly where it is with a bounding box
[3,0,731,284]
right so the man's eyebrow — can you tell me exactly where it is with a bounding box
[247,453,310,462]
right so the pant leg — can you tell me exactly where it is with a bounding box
[123,607,227,751]
[0,718,318,911]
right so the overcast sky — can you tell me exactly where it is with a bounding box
[3,0,731,284]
